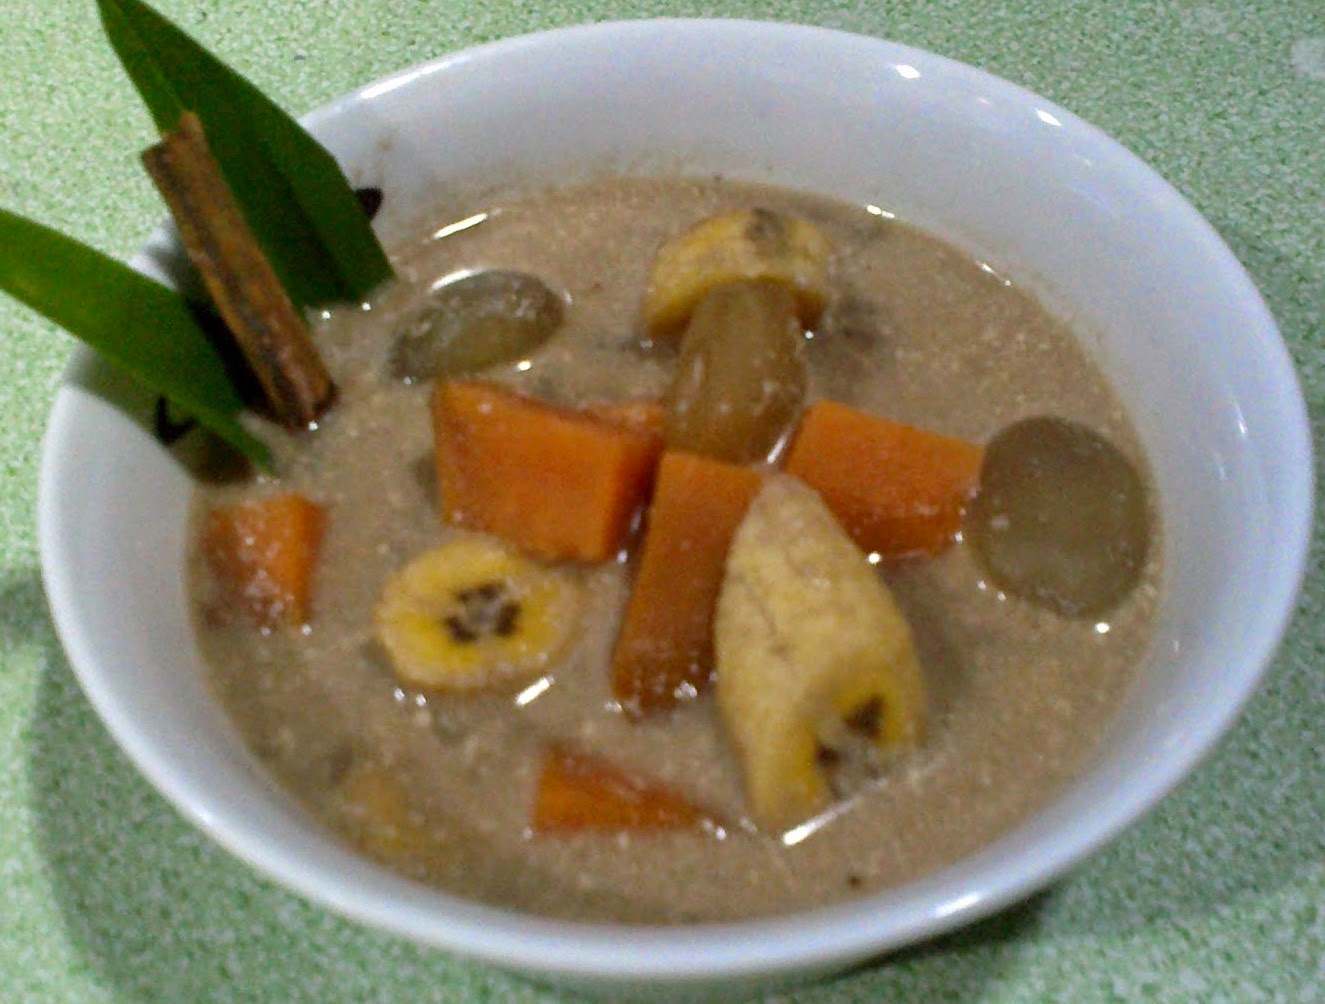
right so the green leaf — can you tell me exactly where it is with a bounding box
[0,208,271,467]
[99,0,393,307]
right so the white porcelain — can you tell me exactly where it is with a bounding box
[38,19,1313,1000]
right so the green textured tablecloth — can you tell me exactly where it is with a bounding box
[2,1,1321,1001]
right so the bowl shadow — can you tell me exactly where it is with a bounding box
[16,567,549,1002]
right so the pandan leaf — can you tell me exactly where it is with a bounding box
[0,208,271,466]
[99,0,393,308]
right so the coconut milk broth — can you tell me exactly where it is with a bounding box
[189,176,1159,923]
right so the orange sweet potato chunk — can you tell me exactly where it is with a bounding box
[610,450,764,717]
[201,493,326,626]
[783,400,984,558]
[531,746,717,833]
[431,381,664,562]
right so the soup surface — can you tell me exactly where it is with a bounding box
[188,176,1160,923]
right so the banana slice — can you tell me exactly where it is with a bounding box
[335,762,443,871]
[715,474,926,833]
[375,536,580,692]
[641,208,834,340]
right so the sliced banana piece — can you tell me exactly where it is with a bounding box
[335,762,443,871]
[375,536,580,692]
[715,474,926,833]
[641,208,834,340]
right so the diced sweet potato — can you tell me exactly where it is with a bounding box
[431,381,664,562]
[531,745,717,833]
[610,450,764,717]
[783,401,984,558]
[201,492,326,626]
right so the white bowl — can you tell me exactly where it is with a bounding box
[37,19,1313,1000]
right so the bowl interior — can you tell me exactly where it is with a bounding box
[37,18,1312,994]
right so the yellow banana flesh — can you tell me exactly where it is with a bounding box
[335,763,443,870]
[641,208,834,340]
[374,535,579,692]
[715,474,926,833]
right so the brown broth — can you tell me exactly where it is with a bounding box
[188,176,1160,923]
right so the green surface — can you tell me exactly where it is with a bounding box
[1,1,1321,1001]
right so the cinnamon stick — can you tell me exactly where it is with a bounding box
[143,110,335,428]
